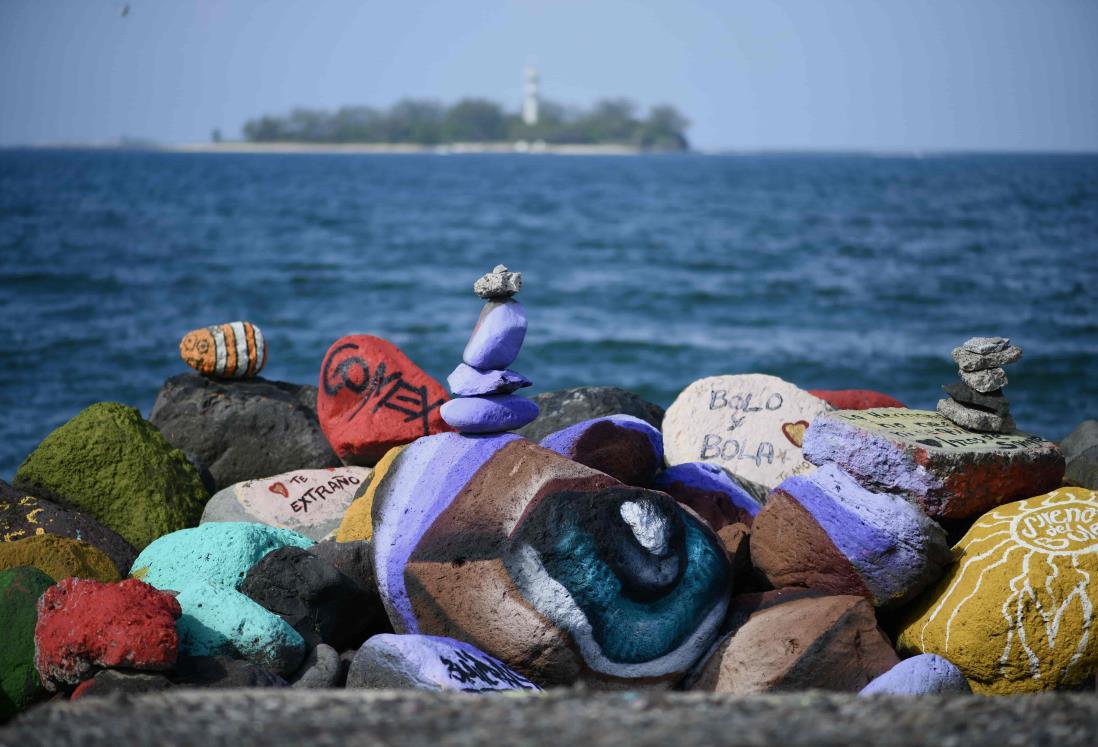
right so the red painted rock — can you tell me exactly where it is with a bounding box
[318,335,452,466]
[686,590,898,693]
[803,408,1065,519]
[808,389,906,410]
[34,578,181,691]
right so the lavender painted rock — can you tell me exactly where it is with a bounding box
[446,363,532,397]
[751,463,951,607]
[462,299,528,370]
[802,408,1064,519]
[653,463,762,532]
[540,414,664,487]
[346,634,541,692]
[859,654,971,696]
[369,432,732,688]
[200,467,372,541]
[440,394,539,434]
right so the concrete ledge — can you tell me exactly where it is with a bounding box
[5,689,1098,747]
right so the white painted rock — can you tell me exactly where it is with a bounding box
[200,467,372,540]
[663,374,833,489]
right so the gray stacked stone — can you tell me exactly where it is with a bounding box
[936,336,1022,433]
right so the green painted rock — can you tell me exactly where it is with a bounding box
[0,566,54,720]
[14,403,209,550]
[129,522,314,592]
[0,535,120,583]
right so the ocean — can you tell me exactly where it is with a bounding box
[1,149,1096,479]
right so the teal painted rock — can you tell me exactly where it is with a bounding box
[0,566,54,720]
[13,403,209,550]
[129,522,313,591]
[175,582,305,676]
[130,523,312,677]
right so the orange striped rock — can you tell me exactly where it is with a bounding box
[179,322,266,379]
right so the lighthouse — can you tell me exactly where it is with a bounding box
[522,64,539,126]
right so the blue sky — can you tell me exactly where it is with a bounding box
[2,0,1096,150]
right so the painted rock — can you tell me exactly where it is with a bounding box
[473,264,522,299]
[663,374,833,489]
[150,374,341,492]
[175,581,305,677]
[462,299,528,370]
[802,408,1065,519]
[447,363,531,397]
[808,389,906,410]
[859,654,971,696]
[516,386,665,443]
[750,463,951,607]
[13,402,209,550]
[1,488,137,576]
[440,394,539,434]
[347,634,541,692]
[0,534,120,583]
[653,462,762,532]
[0,566,54,719]
[540,415,664,487]
[179,321,266,379]
[686,590,898,693]
[336,446,404,543]
[290,643,343,689]
[371,433,732,687]
[34,578,181,691]
[129,522,313,592]
[318,335,451,466]
[201,467,372,541]
[240,546,376,651]
[896,487,1098,694]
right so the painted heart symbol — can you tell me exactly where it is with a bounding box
[268,482,290,499]
[781,420,810,448]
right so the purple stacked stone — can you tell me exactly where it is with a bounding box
[440,265,539,434]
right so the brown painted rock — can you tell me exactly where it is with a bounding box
[687,591,899,693]
[370,433,732,688]
[663,374,833,489]
[803,408,1064,519]
[750,463,951,607]
[318,335,451,466]
[539,415,664,487]
[897,487,1098,694]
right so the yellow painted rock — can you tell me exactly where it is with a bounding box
[179,321,266,378]
[0,534,121,583]
[897,487,1098,694]
[335,445,405,542]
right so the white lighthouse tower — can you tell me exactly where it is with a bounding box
[522,64,539,126]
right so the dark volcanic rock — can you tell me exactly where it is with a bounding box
[149,373,341,491]
[289,643,343,689]
[1062,420,1098,489]
[70,670,175,700]
[240,547,375,651]
[516,386,665,443]
[1,484,138,576]
[172,655,287,688]
[306,540,377,597]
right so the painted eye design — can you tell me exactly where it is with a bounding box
[506,486,730,671]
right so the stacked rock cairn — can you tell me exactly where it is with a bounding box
[936,336,1022,433]
[439,265,539,433]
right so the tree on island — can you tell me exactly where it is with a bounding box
[241,98,690,150]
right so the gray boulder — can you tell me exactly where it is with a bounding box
[149,374,340,491]
[1063,420,1098,489]
[516,386,664,443]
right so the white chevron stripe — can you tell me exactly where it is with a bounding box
[231,322,249,377]
[212,325,227,375]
